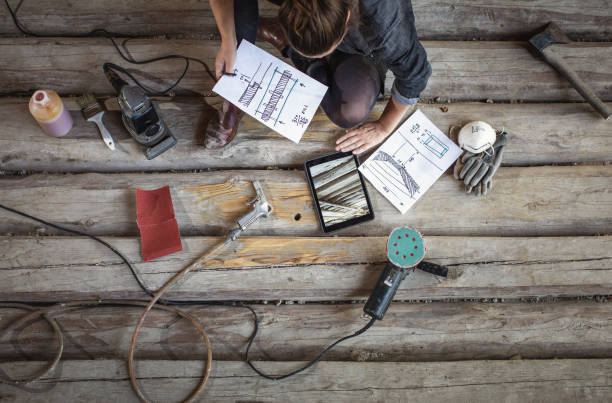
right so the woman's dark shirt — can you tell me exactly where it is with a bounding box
[337,0,431,105]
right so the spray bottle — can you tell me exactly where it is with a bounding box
[29,89,73,137]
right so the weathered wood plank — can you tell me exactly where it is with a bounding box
[2,38,611,101]
[1,236,610,301]
[0,0,279,38]
[1,0,611,41]
[0,359,610,402]
[413,0,612,41]
[1,301,610,362]
[1,166,611,237]
[3,99,611,173]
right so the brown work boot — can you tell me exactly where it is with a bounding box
[204,100,244,149]
[257,18,289,53]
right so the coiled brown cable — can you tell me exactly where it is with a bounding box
[0,300,212,401]
[127,241,228,403]
[0,303,63,386]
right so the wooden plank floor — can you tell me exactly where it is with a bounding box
[2,38,612,100]
[2,98,612,172]
[2,301,611,362]
[1,359,611,402]
[1,0,610,41]
[1,0,611,401]
[2,167,611,237]
[2,236,611,301]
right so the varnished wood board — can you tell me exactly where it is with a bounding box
[2,38,611,101]
[1,301,610,362]
[0,359,610,402]
[1,236,610,301]
[2,98,611,172]
[1,0,611,41]
[1,166,611,237]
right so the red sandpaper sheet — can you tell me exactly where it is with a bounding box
[136,186,182,262]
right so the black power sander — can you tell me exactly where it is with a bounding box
[104,63,177,159]
[364,227,448,320]
[247,226,451,380]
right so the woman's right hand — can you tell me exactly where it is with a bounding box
[215,39,237,80]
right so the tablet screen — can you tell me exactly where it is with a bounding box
[306,153,374,232]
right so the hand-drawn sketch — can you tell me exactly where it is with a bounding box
[238,62,267,107]
[309,156,370,226]
[256,67,300,125]
[419,129,449,158]
[359,109,462,214]
[372,151,420,198]
[213,40,328,143]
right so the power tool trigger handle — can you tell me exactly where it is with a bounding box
[363,262,410,320]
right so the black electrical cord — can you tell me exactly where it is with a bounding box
[0,203,153,298]
[246,314,377,380]
[0,203,377,382]
[4,0,216,96]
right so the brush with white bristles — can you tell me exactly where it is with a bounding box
[77,93,116,150]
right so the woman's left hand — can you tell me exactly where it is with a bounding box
[335,121,391,154]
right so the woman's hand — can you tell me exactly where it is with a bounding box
[209,0,237,79]
[215,39,237,79]
[335,121,392,154]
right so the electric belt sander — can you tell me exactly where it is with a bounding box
[104,63,176,159]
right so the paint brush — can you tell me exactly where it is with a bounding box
[76,93,116,150]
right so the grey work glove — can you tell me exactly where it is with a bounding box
[454,132,507,196]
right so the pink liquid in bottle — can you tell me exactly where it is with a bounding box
[29,89,73,137]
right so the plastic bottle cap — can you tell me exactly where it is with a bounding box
[33,90,49,105]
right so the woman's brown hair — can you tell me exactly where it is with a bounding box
[279,0,356,57]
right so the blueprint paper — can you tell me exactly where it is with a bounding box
[359,109,462,214]
[212,40,328,143]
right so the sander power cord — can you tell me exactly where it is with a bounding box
[4,0,216,96]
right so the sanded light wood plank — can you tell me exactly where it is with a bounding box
[2,38,611,101]
[2,98,611,173]
[1,301,610,362]
[1,166,610,238]
[0,359,610,402]
[1,0,611,41]
[1,236,610,301]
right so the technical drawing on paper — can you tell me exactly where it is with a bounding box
[254,66,300,125]
[373,151,420,198]
[238,62,268,107]
[213,40,328,143]
[362,150,419,207]
[359,109,462,214]
[420,130,448,158]
[237,61,300,126]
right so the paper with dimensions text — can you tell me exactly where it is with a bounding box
[359,109,462,213]
[213,40,328,143]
